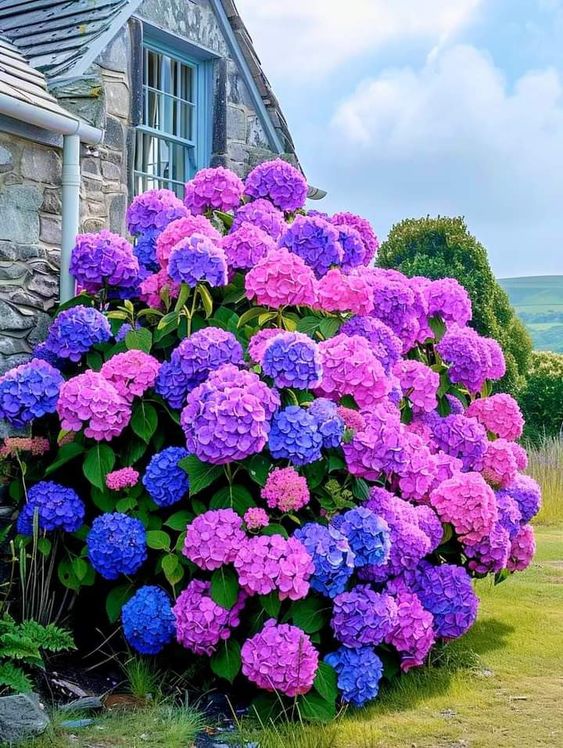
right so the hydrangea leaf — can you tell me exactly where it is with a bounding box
[83,444,116,491]
[131,402,158,443]
[288,597,329,634]
[210,639,241,684]
[105,584,134,624]
[297,690,336,723]
[125,328,152,353]
[45,442,84,476]
[313,661,338,703]
[210,485,255,514]
[210,567,239,610]
[179,455,223,496]
[146,530,171,551]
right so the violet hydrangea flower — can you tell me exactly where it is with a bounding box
[385,590,435,672]
[133,232,159,272]
[412,562,478,639]
[294,523,355,598]
[431,413,488,472]
[183,509,245,570]
[122,586,176,655]
[331,586,397,647]
[268,406,323,465]
[343,405,407,480]
[87,512,147,580]
[127,188,187,236]
[156,215,222,269]
[280,215,343,278]
[43,306,111,363]
[244,158,308,213]
[464,522,511,574]
[143,447,190,507]
[0,359,63,428]
[497,474,541,524]
[393,360,439,414]
[507,524,535,572]
[308,398,345,449]
[325,646,384,706]
[335,224,368,269]
[168,234,228,288]
[247,328,283,364]
[70,230,139,292]
[184,166,244,215]
[425,278,472,327]
[332,211,379,264]
[340,316,402,374]
[16,481,85,535]
[331,507,390,568]
[231,198,286,239]
[262,331,322,390]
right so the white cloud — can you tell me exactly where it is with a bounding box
[235,0,483,78]
[322,45,563,274]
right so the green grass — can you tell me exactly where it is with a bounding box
[529,436,563,526]
[498,275,563,351]
[239,526,563,748]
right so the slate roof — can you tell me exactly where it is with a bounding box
[0,32,77,119]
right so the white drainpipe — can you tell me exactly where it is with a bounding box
[0,93,104,302]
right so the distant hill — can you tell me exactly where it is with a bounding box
[499,276,563,353]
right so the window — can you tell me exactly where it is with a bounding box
[134,40,210,196]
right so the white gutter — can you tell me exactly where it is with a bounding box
[0,93,104,303]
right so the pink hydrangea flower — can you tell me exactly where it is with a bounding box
[464,522,511,574]
[57,371,131,442]
[244,507,269,530]
[184,166,244,215]
[139,268,180,308]
[509,442,528,471]
[343,405,406,481]
[315,334,390,408]
[315,268,374,316]
[245,248,317,308]
[429,471,498,544]
[106,467,139,491]
[427,451,464,492]
[156,215,222,269]
[393,360,439,413]
[385,590,435,672]
[481,438,518,488]
[183,509,246,571]
[241,620,318,696]
[222,224,277,270]
[173,580,246,656]
[424,278,472,327]
[234,534,313,600]
[100,350,160,403]
[466,394,524,441]
[337,407,366,433]
[247,328,283,364]
[507,524,535,572]
[261,467,310,512]
[0,437,50,457]
[398,434,436,502]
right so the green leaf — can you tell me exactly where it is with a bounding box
[210,567,239,610]
[328,454,345,473]
[289,597,328,634]
[351,478,370,501]
[214,210,234,228]
[297,316,321,336]
[313,662,338,703]
[260,523,288,538]
[71,557,89,583]
[259,592,281,618]
[125,328,152,353]
[210,485,255,514]
[37,537,52,556]
[210,639,241,684]
[174,284,191,312]
[429,315,446,341]
[245,454,271,486]
[105,584,134,623]
[237,306,268,328]
[161,554,184,586]
[179,455,223,496]
[154,311,180,341]
[116,497,137,513]
[319,317,341,339]
[146,530,171,551]
[91,487,114,512]
[86,351,103,371]
[131,402,158,443]
[0,662,33,693]
[297,691,336,723]
[83,444,115,491]
[57,558,81,592]
[197,284,214,318]
[164,510,192,531]
[303,461,326,490]
[123,437,148,466]
[45,442,84,476]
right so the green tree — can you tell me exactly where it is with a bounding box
[378,216,532,394]
[519,351,563,442]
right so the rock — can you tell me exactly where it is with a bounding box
[21,146,61,184]
[0,692,50,744]
[40,215,62,246]
[0,185,42,244]
[101,160,122,182]
[0,301,35,332]
[60,696,103,712]
[0,145,14,173]
[105,79,130,119]
[226,105,247,142]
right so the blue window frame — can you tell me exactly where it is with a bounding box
[134,37,211,197]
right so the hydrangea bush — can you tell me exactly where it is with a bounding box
[0,158,540,721]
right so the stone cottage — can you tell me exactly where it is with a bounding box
[0,0,323,376]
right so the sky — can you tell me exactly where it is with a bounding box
[236,0,563,278]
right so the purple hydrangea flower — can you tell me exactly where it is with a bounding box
[496,474,541,524]
[464,522,511,574]
[413,505,444,552]
[294,523,355,598]
[332,212,379,264]
[127,188,187,235]
[495,489,522,539]
[280,215,343,277]
[231,198,286,239]
[336,224,368,269]
[168,235,228,287]
[385,590,435,672]
[242,620,319,697]
[122,586,176,655]
[183,509,246,570]
[133,232,159,272]
[437,325,491,394]
[308,398,345,449]
[86,513,147,580]
[70,230,139,292]
[0,360,63,428]
[431,413,488,472]
[244,159,308,212]
[184,166,244,215]
[155,328,244,409]
[16,481,85,535]
[343,405,407,480]
[268,406,323,465]
[325,646,384,706]
[142,447,190,507]
[221,224,277,270]
[340,316,402,374]
[115,322,140,343]
[43,306,111,363]
[331,507,390,568]
[359,518,430,584]
[425,278,472,327]
[331,586,397,647]
[262,332,322,390]
[364,269,418,351]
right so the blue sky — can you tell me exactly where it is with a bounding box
[237,0,563,278]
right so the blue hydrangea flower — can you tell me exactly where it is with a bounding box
[340,316,402,374]
[336,225,367,270]
[133,232,159,272]
[412,562,478,639]
[115,322,141,343]
[0,360,63,428]
[268,406,323,465]
[32,342,62,368]
[262,332,322,390]
[331,585,397,647]
[122,586,176,655]
[325,646,384,706]
[331,507,390,568]
[87,513,147,580]
[168,235,227,288]
[43,306,111,363]
[294,523,355,598]
[142,447,190,507]
[16,481,85,535]
[308,398,344,449]
[155,328,243,409]
[280,215,343,278]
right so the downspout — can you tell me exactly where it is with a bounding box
[60,134,81,303]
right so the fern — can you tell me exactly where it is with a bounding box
[0,662,33,693]
[0,633,42,665]
[18,621,76,653]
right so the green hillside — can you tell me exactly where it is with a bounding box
[499,276,563,352]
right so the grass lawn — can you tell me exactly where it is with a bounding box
[28,525,563,748]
